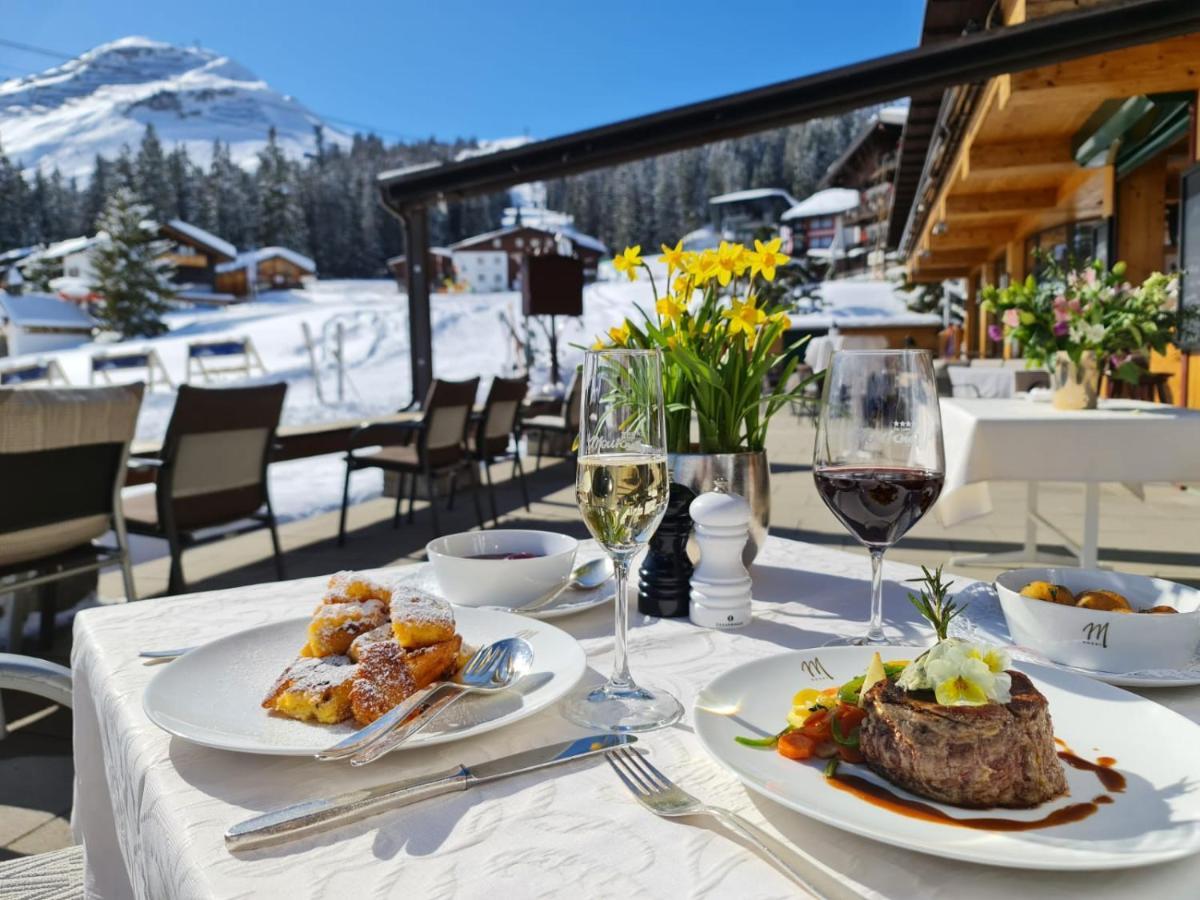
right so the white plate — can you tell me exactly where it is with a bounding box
[952,583,1200,688]
[144,607,586,756]
[524,587,614,620]
[694,645,1200,871]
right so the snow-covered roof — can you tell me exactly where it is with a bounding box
[21,235,99,264]
[557,226,607,255]
[0,245,37,266]
[782,188,861,220]
[0,292,95,330]
[215,246,316,274]
[708,188,800,206]
[449,224,605,255]
[162,219,237,260]
[877,105,908,126]
[789,279,942,330]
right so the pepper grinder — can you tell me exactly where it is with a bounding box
[689,480,753,629]
[637,481,696,617]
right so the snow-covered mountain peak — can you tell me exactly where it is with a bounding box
[0,36,349,178]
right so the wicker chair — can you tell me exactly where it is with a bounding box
[521,371,581,470]
[472,376,531,524]
[0,385,143,652]
[338,377,484,541]
[123,384,287,595]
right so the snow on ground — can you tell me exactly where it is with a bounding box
[7,272,918,527]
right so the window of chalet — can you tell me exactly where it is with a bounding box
[1024,218,1109,276]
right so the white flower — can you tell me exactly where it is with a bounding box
[1068,320,1106,345]
[896,639,1012,706]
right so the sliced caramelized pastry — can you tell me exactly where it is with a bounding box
[348,623,394,662]
[324,571,394,607]
[349,635,462,725]
[390,587,455,648]
[262,655,358,724]
[307,598,388,656]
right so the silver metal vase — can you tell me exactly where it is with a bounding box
[669,450,770,565]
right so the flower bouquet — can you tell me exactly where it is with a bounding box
[980,255,1180,408]
[595,238,809,454]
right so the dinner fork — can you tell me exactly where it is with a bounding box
[606,747,857,899]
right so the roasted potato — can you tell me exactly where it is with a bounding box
[1020,581,1076,606]
[1076,590,1133,613]
[1143,605,1179,614]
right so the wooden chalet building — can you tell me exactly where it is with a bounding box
[387,248,456,290]
[819,106,907,274]
[157,219,237,299]
[890,0,1200,408]
[447,225,606,292]
[214,247,317,297]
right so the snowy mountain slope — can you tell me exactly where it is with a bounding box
[0,36,351,177]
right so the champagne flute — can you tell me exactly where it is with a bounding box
[813,350,945,645]
[562,348,682,732]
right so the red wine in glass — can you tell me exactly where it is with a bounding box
[813,466,944,548]
[812,349,945,645]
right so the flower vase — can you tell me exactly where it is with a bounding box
[669,450,770,565]
[1051,351,1100,410]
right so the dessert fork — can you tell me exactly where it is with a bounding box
[606,747,859,899]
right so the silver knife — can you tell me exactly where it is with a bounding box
[225,734,636,852]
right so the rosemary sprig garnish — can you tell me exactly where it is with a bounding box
[905,564,964,643]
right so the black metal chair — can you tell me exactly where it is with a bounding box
[124,383,287,595]
[472,376,531,524]
[0,384,143,650]
[521,371,582,470]
[338,377,484,541]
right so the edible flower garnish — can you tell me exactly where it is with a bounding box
[897,638,1012,706]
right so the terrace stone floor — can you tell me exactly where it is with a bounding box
[3,409,1198,862]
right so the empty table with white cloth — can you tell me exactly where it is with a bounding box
[803,332,889,373]
[69,537,1200,900]
[937,397,1200,568]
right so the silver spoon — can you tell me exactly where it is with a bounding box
[315,637,534,765]
[500,557,614,615]
[138,647,195,660]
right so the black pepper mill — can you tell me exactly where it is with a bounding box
[638,481,696,617]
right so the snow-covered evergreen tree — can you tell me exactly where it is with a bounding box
[91,187,174,337]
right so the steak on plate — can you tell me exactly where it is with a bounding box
[858,671,1067,809]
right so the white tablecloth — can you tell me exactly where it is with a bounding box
[71,537,1200,900]
[937,397,1200,525]
[946,366,1015,398]
[803,333,889,373]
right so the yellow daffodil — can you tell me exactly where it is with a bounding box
[672,275,692,297]
[715,241,742,286]
[769,310,791,330]
[690,248,719,285]
[612,246,643,282]
[656,295,684,324]
[591,337,606,350]
[665,334,679,350]
[749,237,791,282]
[735,243,753,275]
[659,240,685,273]
[722,297,767,339]
[607,322,631,346]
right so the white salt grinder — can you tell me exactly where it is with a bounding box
[689,481,753,629]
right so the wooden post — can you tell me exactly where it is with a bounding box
[402,205,434,406]
[965,272,980,359]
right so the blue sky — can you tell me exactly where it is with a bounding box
[2,1,925,143]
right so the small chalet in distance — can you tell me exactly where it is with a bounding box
[214,247,317,297]
[389,222,607,294]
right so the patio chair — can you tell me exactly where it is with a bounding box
[522,370,582,470]
[0,384,143,653]
[123,384,287,595]
[338,377,483,542]
[472,376,531,524]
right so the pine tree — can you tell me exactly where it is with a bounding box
[91,187,175,337]
[255,127,308,249]
[24,255,58,293]
[136,124,173,219]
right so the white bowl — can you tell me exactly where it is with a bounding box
[426,530,578,609]
[995,567,1200,673]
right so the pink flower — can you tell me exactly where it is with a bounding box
[1053,306,1070,324]
[1053,321,1070,337]
[1052,294,1067,310]
[1067,298,1081,313]
[1084,268,1097,285]
[1002,308,1021,328]
[987,324,1004,342]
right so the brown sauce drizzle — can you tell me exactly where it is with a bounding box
[824,743,1123,832]
[826,773,1101,831]
[1058,752,1126,793]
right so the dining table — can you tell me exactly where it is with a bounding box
[937,397,1200,568]
[70,536,1200,900]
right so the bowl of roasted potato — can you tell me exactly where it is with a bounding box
[995,567,1200,673]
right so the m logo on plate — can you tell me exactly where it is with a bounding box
[800,658,834,680]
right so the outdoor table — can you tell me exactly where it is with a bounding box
[803,333,889,373]
[947,365,1015,398]
[938,397,1200,568]
[70,536,1200,899]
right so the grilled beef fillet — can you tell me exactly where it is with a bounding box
[858,671,1067,809]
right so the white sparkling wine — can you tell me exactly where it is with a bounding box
[576,453,669,554]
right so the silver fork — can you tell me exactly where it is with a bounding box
[606,747,858,899]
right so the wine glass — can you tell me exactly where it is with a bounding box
[562,348,682,732]
[812,350,945,645]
